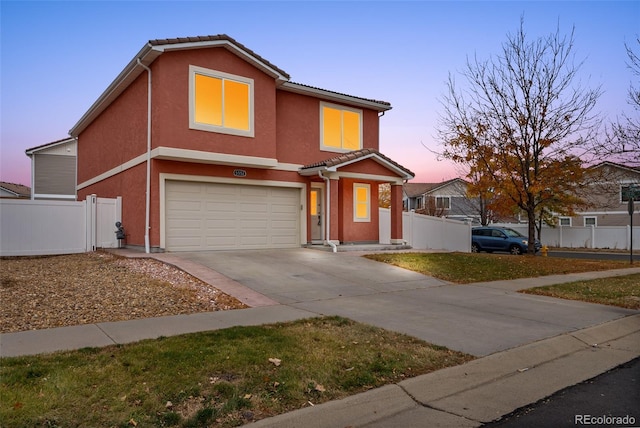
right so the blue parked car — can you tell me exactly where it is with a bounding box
[471,226,541,255]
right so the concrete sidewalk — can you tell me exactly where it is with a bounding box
[1,249,639,427]
[251,315,640,427]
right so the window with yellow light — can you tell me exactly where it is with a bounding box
[321,102,362,151]
[189,65,254,137]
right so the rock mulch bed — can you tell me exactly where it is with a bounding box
[0,252,247,334]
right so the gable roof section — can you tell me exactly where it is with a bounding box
[589,161,640,175]
[404,178,469,197]
[403,182,435,198]
[149,35,290,79]
[299,148,414,180]
[0,182,31,198]
[70,34,392,137]
[25,137,76,156]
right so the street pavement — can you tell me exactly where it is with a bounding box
[1,247,639,427]
[483,357,640,428]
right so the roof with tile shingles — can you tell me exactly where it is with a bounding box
[300,148,414,178]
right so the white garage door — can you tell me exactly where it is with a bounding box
[166,180,300,251]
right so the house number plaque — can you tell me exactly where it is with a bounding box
[233,169,247,177]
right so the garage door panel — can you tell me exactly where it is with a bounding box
[239,186,270,197]
[166,181,300,251]
[168,200,202,210]
[206,201,236,212]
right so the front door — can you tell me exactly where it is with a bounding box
[310,188,323,242]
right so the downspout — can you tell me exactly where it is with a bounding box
[318,171,337,253]
[137,59,152,254]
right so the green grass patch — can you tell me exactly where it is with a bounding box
[364,252,629,284]
[0,316,473,427]
[522,273,640,309]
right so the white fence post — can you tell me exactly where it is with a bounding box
[85,194,96,252]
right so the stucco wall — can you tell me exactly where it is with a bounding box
[338,178,379,243]
[77,74,148,184]
[152,49,278,159]
[275,90,381,166]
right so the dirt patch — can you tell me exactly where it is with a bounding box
[0,252,247,333]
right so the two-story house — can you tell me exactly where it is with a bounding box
[563,161,640,227]
[403,178,480,222]
[70,35,413,252]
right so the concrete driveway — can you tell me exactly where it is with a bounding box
[178,248,638,357]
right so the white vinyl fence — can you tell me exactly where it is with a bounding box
[0,195,121,256]
[380,208,471,252]
[492,224,640,250]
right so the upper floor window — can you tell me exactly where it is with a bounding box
[189,65,254,137]
[320,102,362,152]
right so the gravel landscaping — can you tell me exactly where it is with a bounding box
[0,252,247,334]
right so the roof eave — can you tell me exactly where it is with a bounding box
[25,137,77,156]
[280,82,392,112]
[153,39,289,83]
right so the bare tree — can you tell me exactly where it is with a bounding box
[596,38,640,165]
[437,18,601,253]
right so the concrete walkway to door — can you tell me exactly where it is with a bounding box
[174,248,639,357]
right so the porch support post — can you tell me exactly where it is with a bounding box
[328,177,340,244]
[390,183,404,244]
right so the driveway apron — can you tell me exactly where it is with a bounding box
[178,249,637,356]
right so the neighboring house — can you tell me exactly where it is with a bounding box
[403,178,479,222]
[69,35,413,252]
[0,182,31,199]
[25,137,77,200]
[560,161,640,227]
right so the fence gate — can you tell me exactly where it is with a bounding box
[0,195,122,256]
[96,196,122,249]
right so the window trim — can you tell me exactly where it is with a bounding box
[584,216,597,227]
[188,65,254,137]
[320,101,363,152]
[435,196,451,210]
[353,183,371,222]
[621,184,640,203]
[559,217,572,227]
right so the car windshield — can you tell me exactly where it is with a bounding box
[503,228,524,238]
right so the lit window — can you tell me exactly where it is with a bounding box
[189,65,253,137]
[321,102,362,151]
[310,191,318,216]
[354,183,370,222]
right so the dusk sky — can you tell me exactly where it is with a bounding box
[1,1,638,187]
